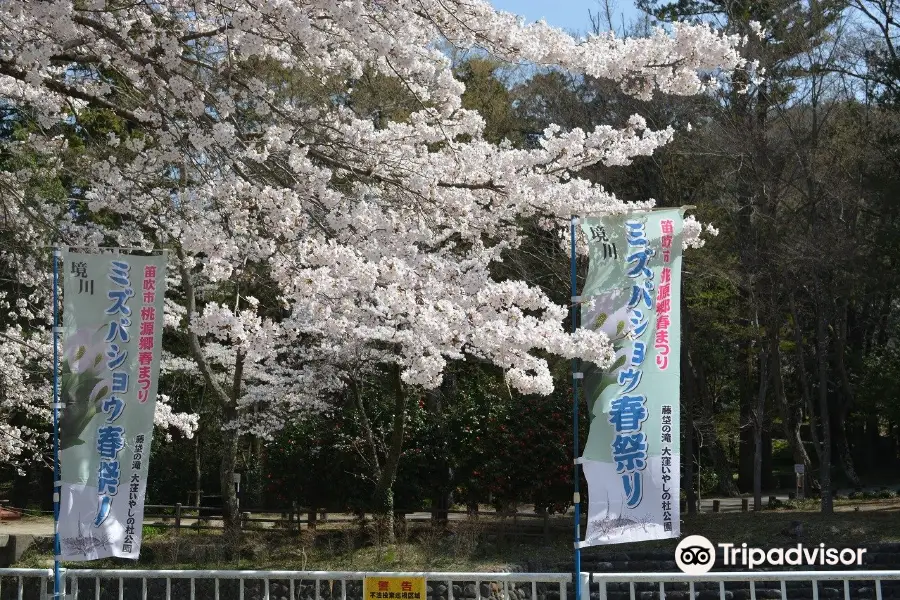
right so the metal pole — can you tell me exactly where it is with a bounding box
[570,217,582,600]
[52,245,62,599]
[697,430,704,513]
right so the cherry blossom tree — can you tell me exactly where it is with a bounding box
[0,200,197,469]
[0,0,753,535]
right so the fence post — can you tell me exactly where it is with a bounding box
[712,500,720,513]
[542,512,549,545]
[287,502,295,532]
[741,498,749,512]
[175,503,182,532]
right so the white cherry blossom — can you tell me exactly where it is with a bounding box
[0,0,752,455]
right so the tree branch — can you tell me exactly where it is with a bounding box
[180,24,233,43]
[305,146,506,192]
[349,376,381,476]
[174,244,234,408]
[0,60,149,126]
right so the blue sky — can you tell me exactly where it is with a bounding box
[489,0,641,35]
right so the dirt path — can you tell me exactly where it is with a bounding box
[0,516,54,536]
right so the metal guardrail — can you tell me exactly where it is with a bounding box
[589,570,900,600]
[6,569,900,600]
[0,569,571,600]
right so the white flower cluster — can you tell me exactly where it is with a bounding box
[154,394,200,442]
[0,0,749,451]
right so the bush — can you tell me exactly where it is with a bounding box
[770,439,794,467]
[766,498,785,510]
[142,525,164,539]
[698,468,720,495]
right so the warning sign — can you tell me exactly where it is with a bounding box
[363,577,426,600]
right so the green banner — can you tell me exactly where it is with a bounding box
[57,251,166,560]
[578,209,683,546]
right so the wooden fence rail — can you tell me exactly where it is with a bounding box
[142,504,567,544]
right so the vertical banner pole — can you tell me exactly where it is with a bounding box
[570,216,582,599]
[52,245,62,598]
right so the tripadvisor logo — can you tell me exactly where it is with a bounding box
[675,536,716,574]
[675,535,867,574]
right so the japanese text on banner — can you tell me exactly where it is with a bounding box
[577,210,684,546]
[58,252,167,561]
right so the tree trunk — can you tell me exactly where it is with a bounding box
[372,365,409,544]
[426,374,454,527]
[790,293,821,492]
[762,429,775,490]
[834,413,861,489]
[194,430,202,508]
[893,422,900,468]
[753,343,769,511]
[864,414,879,475]
[874,292,892,348]
[814,284,833,513]
[220,351,244,537]
[220,427,241,535]
[772,339,813,479]
[753,426,763,508]
[175,245,245,537]
[737,404,755,494]
[682,347,697,514]
[738,339,755,493]
[833,299,861,488]
[691,350,739,496]
[893,423,900,467]
[372,479,396,543]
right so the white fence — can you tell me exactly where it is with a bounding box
[3,569,900,600]
[588,570,900,600]
[0,569,571,600]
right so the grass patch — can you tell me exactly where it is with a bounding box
[576,508,900,557]
[141,525,165,539]
[679,509,900,547]
[17,525,568,572]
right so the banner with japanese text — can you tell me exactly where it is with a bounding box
[578,209,683,546]
[58,251,166,560]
